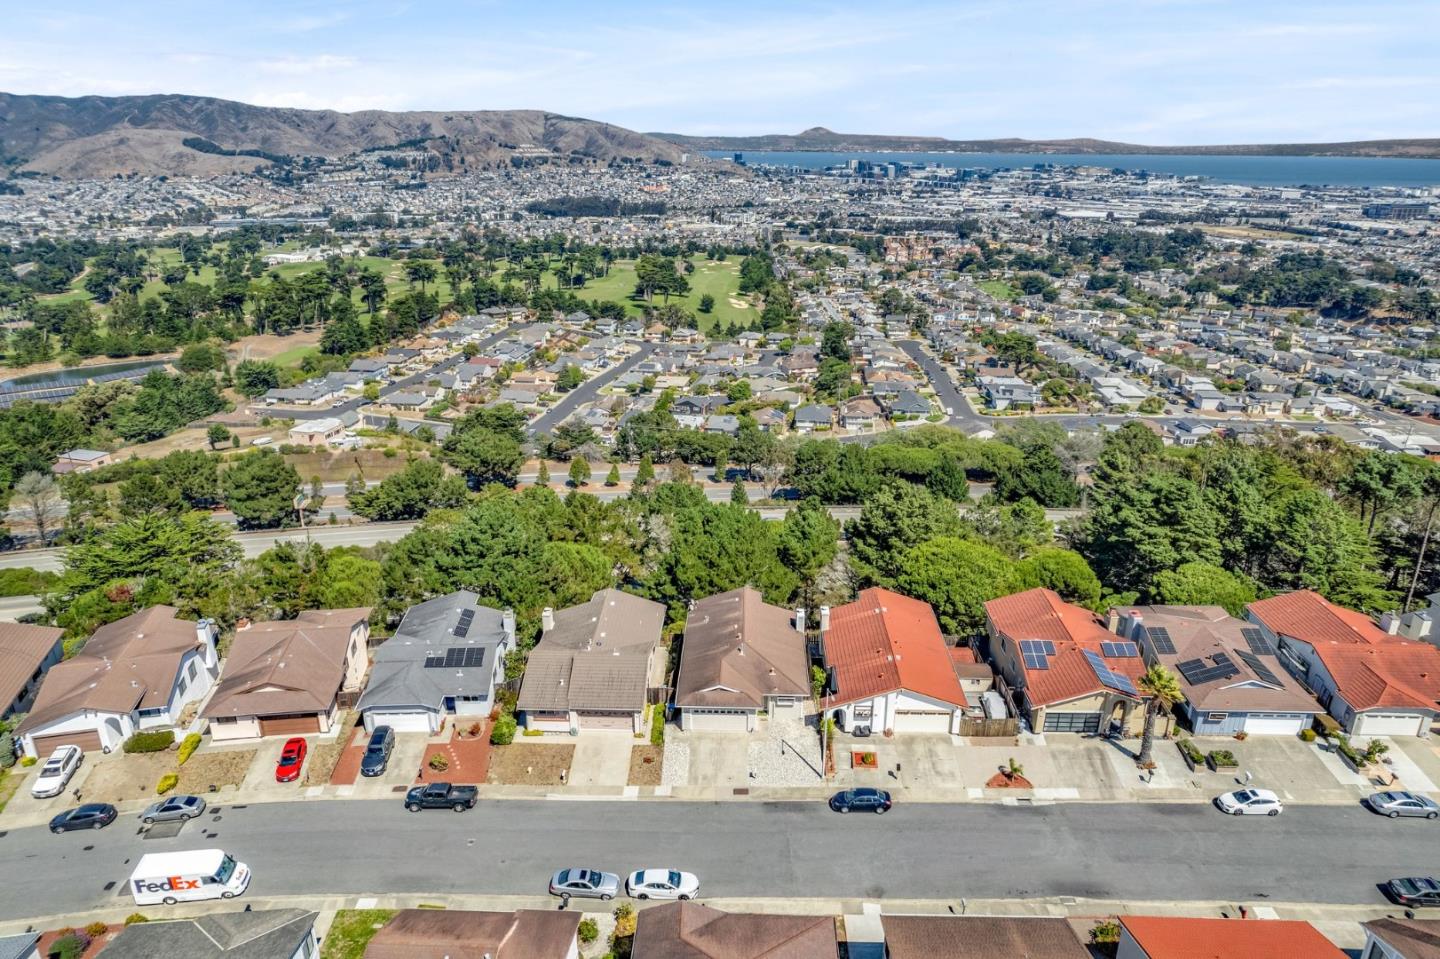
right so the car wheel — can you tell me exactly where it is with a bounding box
[1428,812,1437,820]
[221,891,235,899]
[143,817,155,825]
[93,820,104,829]
[163,896,178,905]
[837,806,849,814]
[1389,811,1401,819]
[1267,809,1279,816]
[679,894,691,901]
[1231,808,1244,815]
[51,826,63,835]
[406,803,421,812]
[601,894,613,901]
[875,806,887,815]
[637,893,649,900]
[453,803,466,812]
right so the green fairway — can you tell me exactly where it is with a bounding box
[548,255,759,332]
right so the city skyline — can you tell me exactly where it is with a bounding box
[3,0,1438,144]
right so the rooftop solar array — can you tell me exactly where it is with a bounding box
[1146,626,1176,655]
[1019,639,1055,671]
[453,608,476,638]
[1082,649,1138,696]
[1242,627,1274,656]
[1100,641,1140,659]
[424,646,486,669]
[1236,649,1283,687]
[1176,651,1241,686]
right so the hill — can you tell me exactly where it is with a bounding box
[650,126,1440,159]
[0,91,694,177]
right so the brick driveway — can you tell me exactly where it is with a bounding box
[329,727,370,786]
[415,726,492,785]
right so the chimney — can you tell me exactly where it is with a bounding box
[795,607,806,633]
[1380,611,1401,635]
[501,607,516,638]
[1127,611,1144,641]
[541,607,555,632]
[1105,609,1120,633]
[196,618,218,669]
[819,605,831,633]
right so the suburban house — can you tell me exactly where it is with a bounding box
[363,908,579,959]
[287,417,348,448]
[1114,606,1321,736]
[357,592,515,734]
[1248,590,1440,737]
[882,916,1090,959]
[0,933,38,959]
[674,587,809,732]
[203,608,372,740]
[793,404,833,433]
[1362,917,1440,959]
[0,622,64,720]
[1116,916,1346,959]
[100,909,319,959]
[632,901,837,959]
[985,588,1146,736]
[52,448,113,474]
[16,607,218,757]
[517,589,664,734]
[822,589,968,735]
[840,396,883,432]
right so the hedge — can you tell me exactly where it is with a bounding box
[1176,739,1203,764]
[124,730,175,754]
[490,715,517,745]
[177,733,202,765]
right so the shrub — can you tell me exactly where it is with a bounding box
[1090,919,1122,956]
[612,902,637,938]
[177,733,202,765]
[84,921,108,938]
[1207,749,1237,768]
[578,918,600,944]
[156,773,179,794]
[0,731,14,768]
[49,931,89,959]
[1298,728,1317,743]
[490,715,517,745]
[20,755,36,767]
[522,728,545,737]
[1177,739,1204,764]
[649,704,665,747]
[427,753,449,772]
[124,914,149,926]
[123,730,175,754]
[1333,732,1365,766]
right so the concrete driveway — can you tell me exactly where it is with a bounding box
[567,733,637,788]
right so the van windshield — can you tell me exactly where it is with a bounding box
[214,855,237,885]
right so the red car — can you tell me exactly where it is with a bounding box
[275,738,308,783]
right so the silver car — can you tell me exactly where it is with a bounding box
[549,867,620,901]
[140,794,207,824]
[1367,791,1440,820]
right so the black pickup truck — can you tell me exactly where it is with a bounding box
[404,782,479,812]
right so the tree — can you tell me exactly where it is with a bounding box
[206,424,231,450]
[233,360,280,398]
[405,260,438,293]
[605,464,621,487]
[443,428,524,488]
[994,443,1080,507]
[118,472,183,517]
[1016,547,1103,609]
[698,294,715,314]
[726,380,752,403]
[568,457,592,488]
[896,536,1021,633]
[777,498,839,607]
[556,365,584,392]
[847,482,965,585]
[536,461,551,486]
[634,455,655,489]
[1138,396,1165,415]
[820,322,852,362]
[221,450,302,529]
[1150,562,1258,616]
[14,471,64,544]
[1135,664,1185,767]
[349,459,467,521]
[730,479,748,504]
[991,331,1040,375]
[176,343,226,372]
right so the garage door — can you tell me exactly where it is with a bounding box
[259,714,322,737]
[893,710,953,733]
[1241,715,1307,736]
[1356,713,1424,737]
[579,711,634,731]
[1044,712,1101,734]
[31,730,101,756]
[684,709,750,732]
[366,710,434,734]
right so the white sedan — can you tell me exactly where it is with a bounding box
[1215,788,1284,816]
[626,868,700,900]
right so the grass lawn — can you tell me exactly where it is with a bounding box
[549,255,759,333]
[320,909,398,959]
[979,279,1018,301]
[269,343,320,368]
[0,768,20,816]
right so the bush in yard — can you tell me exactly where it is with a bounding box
[0,731,14,768]
[1089,919,1121,957]
[20,755,36,767]
[427,754,449,772]
[649,704,665,747]
[156,773,179,794]
[124,914,149,925]
[490,714,517,745]
[49,930,89,959]
[177,733,202,765]
[1177,739,1204,764]
[123,730,175,754]
[84,921,108,938]
[578,918,600,944]
[1207,749,1237,768]
[1298,728,1316,743]
[612,902,637,939]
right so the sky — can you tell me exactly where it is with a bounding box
[3,0,1438,144]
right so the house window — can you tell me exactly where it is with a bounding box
[187,661,198,681]
[138,707,166,719]
[1206,712,1229,722]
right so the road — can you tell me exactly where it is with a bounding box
[0,594,43,621]
[0,799,1425,920]
[527,344,656,437]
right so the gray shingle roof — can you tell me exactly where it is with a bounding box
[98,910,316,959]
[358,592,512,713]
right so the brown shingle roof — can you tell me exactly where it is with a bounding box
[633,901,837,959]
[0,622,62,713]
[363,908,579,959]
[203,609,370,721]
[1364,918,1440,959]
[17,606,199,735]
[882,916,1088,959]
[676,587,809,710]
[517,589,663,713]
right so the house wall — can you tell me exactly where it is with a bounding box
[1361,931,1407,959]
[1115,928,1149,959]
[21,708,133,756]
[3,638,64,717]
[153,648,216,728]
[209,716,263,741]
[341,624,370,691]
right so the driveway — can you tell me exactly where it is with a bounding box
[567,733,637,788]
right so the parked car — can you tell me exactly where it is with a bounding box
[829,788,892,814]
[141,795,207,824]
[360,726,395,778]
[404,782,479,812]
[1214,788,1284,816]
[1366,791,1440,820]
[49,803,117,834]
[626,868,700,900]
[549,868,621,901]
[1385,877,1440,908]
[31,745,83,798]
[275,738,308,783]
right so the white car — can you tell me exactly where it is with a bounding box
[1215,788,1284,816]
[626,868,700,900]
[31,745,84,799]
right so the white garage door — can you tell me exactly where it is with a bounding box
[579,711,634,731]
[893,710,952,734]
[1241,715,1308,736]
[684,709,750,732]
[1356,712,1425,737]
[366,710,434,734]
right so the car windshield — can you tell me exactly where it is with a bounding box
[668,871,683,887]
[41,762,62,775]
[214,855,237,885]
[1233,790,1254,802]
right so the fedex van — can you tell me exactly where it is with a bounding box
[129,849,250,905]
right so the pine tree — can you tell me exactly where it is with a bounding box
[634,455,655,488]
[536,461,550,487]
[730,479,748,505]
[605,464,621,487]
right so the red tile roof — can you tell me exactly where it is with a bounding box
[824,588,966,708]
[1119,916,1346,959]
[985,588,1143,707]
[1248,590,1389,645]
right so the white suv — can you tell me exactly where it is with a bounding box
[31,745,83,798]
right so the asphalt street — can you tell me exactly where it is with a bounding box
[527,344,656,437]
[0,799,1426,920]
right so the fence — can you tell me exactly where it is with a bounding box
[957,716,1018,738]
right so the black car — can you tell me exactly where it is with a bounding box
[404,782,479,812]
[829,788,892,814]
[50,803,118,834]
[1386,877,1440,908]
[360,725,395,777]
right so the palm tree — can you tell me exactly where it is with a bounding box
[1135,663,1185,767]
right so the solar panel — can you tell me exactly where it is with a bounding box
[462,647,485,668]
[444,647,465,667]
[1242,627,1274,656]
[1236,649,1282,687]
[1178,652,1241,686]
[1147,627,1177,655]
[1022,652,1050,670]
[458,609,475,623]
[1100,641,1139,658]
[1082,649,1138,696]
[1019,639,1056,656]
[454,624,470,638]
[423,653,446,669]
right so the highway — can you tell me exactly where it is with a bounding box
[0,798,1425,921]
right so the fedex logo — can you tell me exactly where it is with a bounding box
[133,876,201,893]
